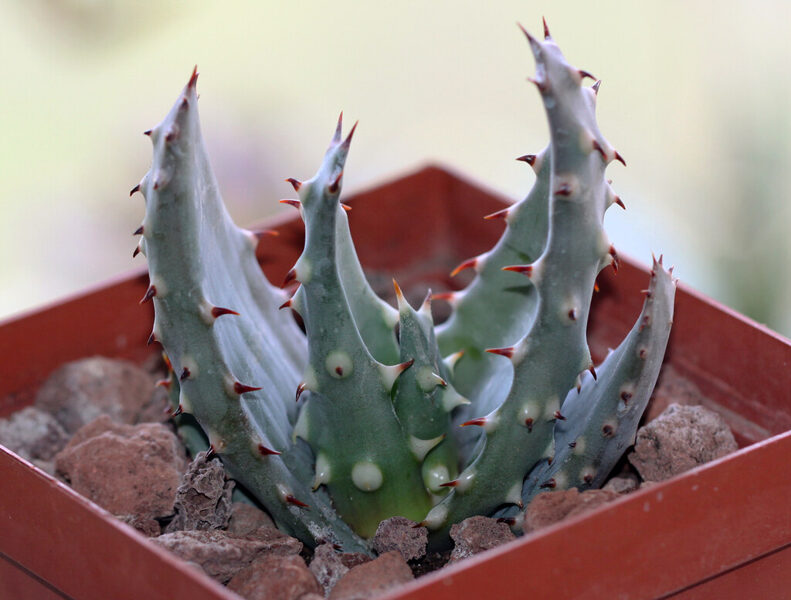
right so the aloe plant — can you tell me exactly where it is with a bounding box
[130,21,675,552]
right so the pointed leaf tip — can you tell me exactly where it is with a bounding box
[233,382,261,395]
[333,111,344,143]
[187,65,199,89]
[341,120,358,148]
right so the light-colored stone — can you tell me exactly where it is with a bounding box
[329,551,412,600]
[228,554,321,600]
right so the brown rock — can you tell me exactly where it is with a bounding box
[523,488,619,533]
[309,543,371,596]
[228,554,321,600]
[0,406,69,461]
[227,501,276,536]
[117,514,161,537]
[628,403,738,482]
[602,472,640,494]
[329,551,413,600]
[153,528,302,583]
[55,416,187,519]
[448,516,516,563]
[166,451,234,532]
[372,516,427,562]
[35,356,167,434]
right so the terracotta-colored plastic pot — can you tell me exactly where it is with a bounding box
[2,166,790,600]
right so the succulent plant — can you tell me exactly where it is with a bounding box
[130,20,675,553]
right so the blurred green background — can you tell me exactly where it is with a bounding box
[1,1,789,336]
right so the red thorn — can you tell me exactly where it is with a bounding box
[279,199,301,209]
[129,184,141,197]
[594,281,600,293]
[461,417,487,428]
[285,494,309,508]
[502,264,533,277]
[615,196,626,210]
[206,445,216,459]
[398,358,415,373]
[334,111,344,141]
[609,245,620,274]
[589,365,597,380]
[439,480,459,488]
[171,404,183,417]
[133,225,144,236]
[516,22,534,44]
[179,98,189,111]
[153,180,161,191]
[257,444,281,456]
[140,285,157,304]
[187,65,199,89]
[614,151,627,166]
[296,382,306,403]
[155,378,171,390]
[591,139,607,161]
[132,246,141,258]
[516,154,537,165]
[583,474,594,485]
[412,521,428,529]
[542,16,551,39]
[286,178,302,192]
[602,424,614,437]
[525,417,534,432]
[555,184,573,196]
[143,129,152,137]
[328,170,343,194]
[234,382,262,395]
[578,69,596,81]
[540,478,556,489]
[620,391,633,405]
[279,298,293,310]
[486,346,515,359]
[342,120,358,147]
[431,291,456,302]
[497,517,517,526]
[211,306,239,319]
[162,353,173,371]
[592,80,602,95]
[568,309,577,321]
[450,257,477,278]
[179,367,191,381]
[340,203,352,212]
[484,207,510,221]
[554,411,566,421]
[283,268,297,287]
[335,366,344,376]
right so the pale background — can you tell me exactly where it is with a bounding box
[1,1,789,336]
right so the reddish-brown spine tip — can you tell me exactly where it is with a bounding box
[592,80,602,95]
[615,196,626,210]
[431,291,456,302]
[594,281,600,293]
[257,444,281,456]
[540,478,556,489]
[279,298,293,310]
[285,494,309,508]
[591,139,607,161]
[542,16,551,39]
[502,264,533,277]
[295,382,306,403]
[412,521,428,529]
[450,257,477,278]
[578,69,596,81]
[279,199,301,209]
[211,306,239,319]
[133,225,144,236]
[132,246,141,258]
[328,170,343,194]
[171,404,183,417]
[555,183,573,196]
[439,480,459,488]
[497,517,517,526]
[155,378,171,390]
[140,285,157,304]
[484,207,510,221]
[398,358,415,373]
[486,346,515,359]
[129,184,141,197]
[589,365,597,380]
[614,151,627,166]
[188,65,199,89]
[147,331,157,346]
[516,154,537,165]
[206,445,216,459]
[285,178,302,192]
[340,203,352,212]
[143,129,152,137]
[260,229,279,237]
[342,121,358,147]
[461,417,487,427]
[282,268,297,287]
[609,245,620,274]
[179,367,191,381]
[234,382,262,395]
[554,410,566,421]
[525,417,534,432]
